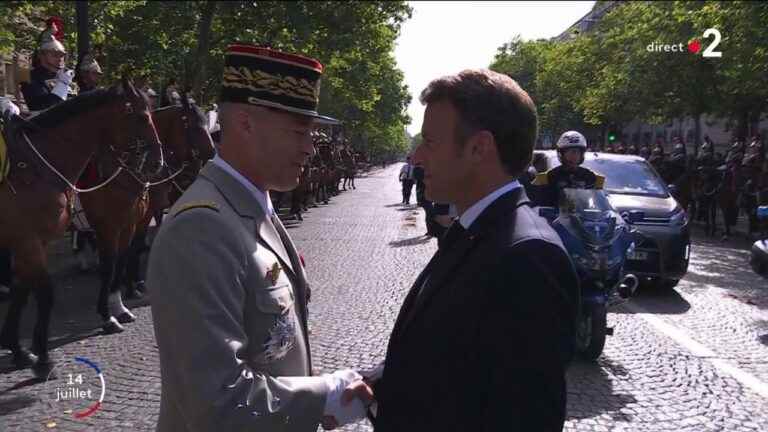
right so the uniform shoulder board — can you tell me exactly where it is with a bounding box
[594,174,606,189]
[173,200,220,217]
[532,172,549,186]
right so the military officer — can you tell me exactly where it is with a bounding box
[533,130,605,207]
[147,44,370,432]
[20,19,76,111]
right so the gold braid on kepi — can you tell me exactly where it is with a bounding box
[220,44,327,119]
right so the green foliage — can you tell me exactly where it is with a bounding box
[1,1,413,157]
[490,1,768,144]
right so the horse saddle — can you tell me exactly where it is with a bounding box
[1,114,43,186]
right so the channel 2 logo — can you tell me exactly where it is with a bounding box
[647,28,722,58]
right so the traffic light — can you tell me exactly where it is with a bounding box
[608,132,617,143]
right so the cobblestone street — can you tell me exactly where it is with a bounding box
[2,164,768,431]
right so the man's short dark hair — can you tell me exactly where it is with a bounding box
[419,69,538,178]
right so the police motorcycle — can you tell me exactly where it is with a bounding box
[750,206,768,278]
[539,188,642,360]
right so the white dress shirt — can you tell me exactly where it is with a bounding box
[211,155,274,216]
[458,180,522,229]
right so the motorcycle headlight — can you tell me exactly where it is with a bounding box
[670,209,688,226]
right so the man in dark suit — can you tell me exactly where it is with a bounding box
[368,69,580,431]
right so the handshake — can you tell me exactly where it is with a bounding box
[320,363,383,430]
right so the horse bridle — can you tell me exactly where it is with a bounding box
[152,104,206,193]
[16,100,156,194]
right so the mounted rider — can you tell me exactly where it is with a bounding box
[533,130,605,207]
[74,50,103,93]
[20,17,77,112]
[743,134,764,173]
[638,143,652,160]
[666,137,688,183]
[697,135,716,168]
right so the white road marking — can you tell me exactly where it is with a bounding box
[623,301,768,399]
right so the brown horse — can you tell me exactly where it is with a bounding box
[122,98,215,297]
[0,79,163,377]
[79,97,211,334]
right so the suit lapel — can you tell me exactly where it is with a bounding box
[396,235,479,335]
[395,187,531,337]
[391,252,440,340]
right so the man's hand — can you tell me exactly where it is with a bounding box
[321,379,374,430]
[52,69,75,99]
[55,69,74,85]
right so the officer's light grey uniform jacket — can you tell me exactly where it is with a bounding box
[148,161,327,432]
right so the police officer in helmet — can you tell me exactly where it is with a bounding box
[533,130,605,207]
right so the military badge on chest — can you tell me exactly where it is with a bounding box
[263,312,296,362]
[265,262,282,285]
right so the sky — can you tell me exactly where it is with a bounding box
[394,1,596,136]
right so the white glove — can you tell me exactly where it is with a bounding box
[322,369,367,427]
[0,97,20,117]
[51,69,75,100]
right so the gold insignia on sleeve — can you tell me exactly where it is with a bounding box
[532,172,549,186]
[172,200,220,217]
[266,262,282,285]
[595,174,606,189]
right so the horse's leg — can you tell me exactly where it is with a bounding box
[97,240,125,334]
[124,232,147,300]
[0,249,39,370]
[110,247,136,325]
[154,209,164,228]
[2,239,56,376]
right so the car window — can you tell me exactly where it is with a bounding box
[583,158,669,198]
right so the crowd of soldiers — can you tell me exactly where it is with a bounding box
[0,18,370,298]
[598,132,767,238]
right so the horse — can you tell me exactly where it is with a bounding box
[122,97,215,299]
[0,79,163,377]
[692,165,723,237]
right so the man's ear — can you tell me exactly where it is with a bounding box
[468,130,496,162]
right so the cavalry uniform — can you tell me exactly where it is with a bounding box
[20,20,76,112]
[21,68,67,111]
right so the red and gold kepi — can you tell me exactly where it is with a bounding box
[221,44,324,118]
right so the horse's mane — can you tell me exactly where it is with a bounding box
[30,88,116,128]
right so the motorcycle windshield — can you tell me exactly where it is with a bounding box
[557,188,622,247]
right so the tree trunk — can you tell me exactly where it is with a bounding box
[190,1,218,98]
[76,1,90,56]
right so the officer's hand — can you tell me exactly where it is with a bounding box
[321,380,374,430]
[56,69,74,85]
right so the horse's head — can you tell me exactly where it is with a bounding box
[181,94,215,162]
[109,76,164,176]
